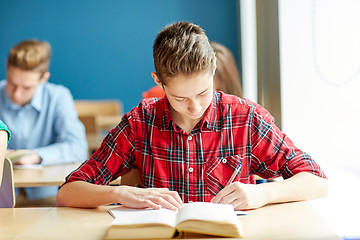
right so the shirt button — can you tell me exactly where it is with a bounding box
[222,158,227,164]
[188,167,193,173]
[187,136,192,141]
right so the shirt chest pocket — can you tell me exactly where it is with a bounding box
[205,155,243,196]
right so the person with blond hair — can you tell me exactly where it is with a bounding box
[57,22,327,210]
[0,39,88,203]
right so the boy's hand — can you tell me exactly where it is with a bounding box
[15,153,42,165]
[211,182,267,210]
[116,186,183,211]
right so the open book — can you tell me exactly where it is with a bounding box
[105,202,243,239]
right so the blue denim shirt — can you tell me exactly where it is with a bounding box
[0,80,88,200]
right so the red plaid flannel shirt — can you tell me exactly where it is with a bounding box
[65,91,325,202]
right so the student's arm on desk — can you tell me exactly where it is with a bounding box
[211,172,328,210]
[7,92,88,166]
[56,181,183,211]
[12,152,41,165]
[35,89,88,165]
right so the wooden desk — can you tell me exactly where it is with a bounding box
[13,163,121,188]
[239,201,340,240]
[13,163,81,188]
[0,201,341,240]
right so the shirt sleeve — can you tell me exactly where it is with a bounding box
[0,120,11,144]
[248,104,326,180]
[34,88,88,165]
[64,113,135,185]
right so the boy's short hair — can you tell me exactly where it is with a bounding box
[7,39,51,76]
[153,22,215,84]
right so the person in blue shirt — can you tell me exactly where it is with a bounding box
[0,39,88,202]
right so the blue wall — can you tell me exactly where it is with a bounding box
[0,0,240,112]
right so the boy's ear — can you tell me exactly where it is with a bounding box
[151,72,163,89]
[40,72,50,84]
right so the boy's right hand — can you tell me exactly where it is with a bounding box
[115,186,183,211]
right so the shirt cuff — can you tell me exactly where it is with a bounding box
[0,129,11,144]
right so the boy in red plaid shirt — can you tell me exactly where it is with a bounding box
[57,22,328,210]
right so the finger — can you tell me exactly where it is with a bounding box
[168,191,183,207]
[141,199,162,210]
[152,188,183,209]
[231,198,247,210]
[211,184,235,203]
[159,194,183,211]
[151,195,181,211]
[218,190,238,205]
[14,155,30,165]
[15,159,25,165]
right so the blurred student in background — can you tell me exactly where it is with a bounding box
[0,39,88,206]
[0,120,11,184]
[210,41,242,98]
[142,41,243,99]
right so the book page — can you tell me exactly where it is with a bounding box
[109,206,177,227]
[175,202,239,225]
[174,202,242,238]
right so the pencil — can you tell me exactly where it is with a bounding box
[226,163,242,185]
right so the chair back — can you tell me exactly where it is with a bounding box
[75,100,123,154]
[75,100,122,117]
[0,158,15,208]
[75,100,123,134]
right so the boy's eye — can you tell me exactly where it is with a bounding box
[199,90,209,96]
[175,97,186,102]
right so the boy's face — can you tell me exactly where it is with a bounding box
[155,70,214,125]
[6,65,49,107]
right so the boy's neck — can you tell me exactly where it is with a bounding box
[177,120,198,134]
[170,109,201,135]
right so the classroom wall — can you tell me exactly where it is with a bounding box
[0,0,240,112]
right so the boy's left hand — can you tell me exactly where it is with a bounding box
[15,153,42,165]
[211,182,267,210]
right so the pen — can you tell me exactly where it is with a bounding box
[226,162,242,185]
